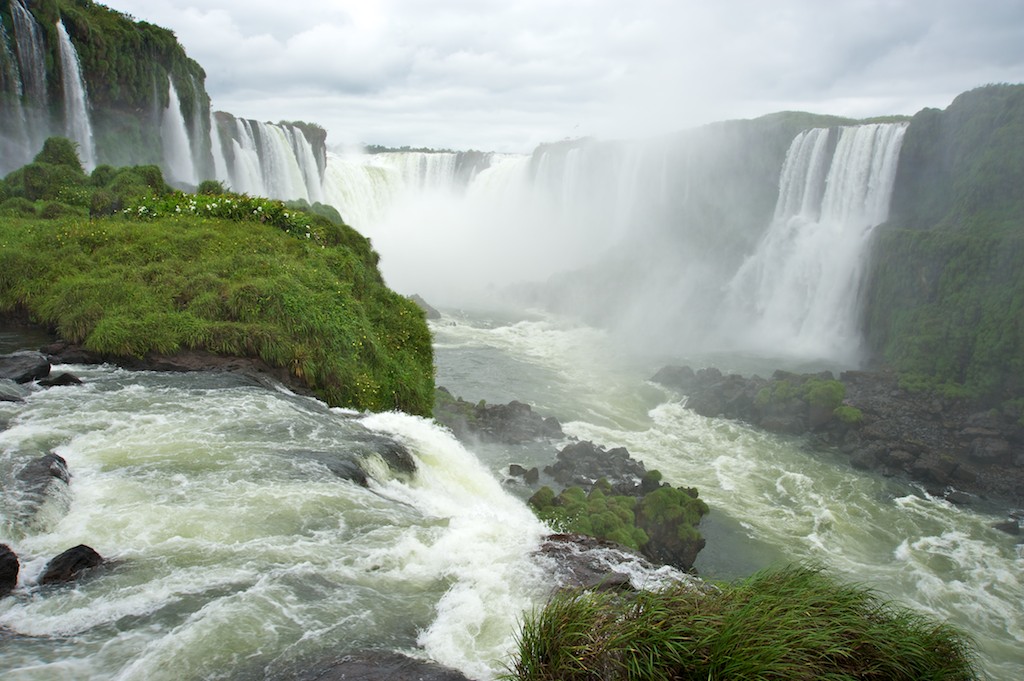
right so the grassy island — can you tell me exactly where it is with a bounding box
[0,138,434,415]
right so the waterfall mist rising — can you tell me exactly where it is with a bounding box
[312,121,908,368]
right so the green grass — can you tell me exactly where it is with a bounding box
[0,139,434,414]
[506,564,978,681]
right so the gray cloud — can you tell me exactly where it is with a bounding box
[99,0,1024,151]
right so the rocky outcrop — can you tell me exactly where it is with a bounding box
[434,388,564,444]
[42,341,311,398]
[408,294,441,320]
[544,440,652,496]
[39,545,104,585]
[654,365,1024,505]
[0,545,18,598]
[282,651,472,681]
[532,440,708,572]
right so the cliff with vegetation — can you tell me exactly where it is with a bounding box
[0,138,435,415]
[864,84,1024,409]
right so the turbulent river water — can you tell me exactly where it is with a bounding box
[1,310,1023,680]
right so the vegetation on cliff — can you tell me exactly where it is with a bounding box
[865,84,1024,411]
[0,138,434,414]
[507,564,977,681]
[1,0,212,169]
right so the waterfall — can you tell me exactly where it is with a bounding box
[0,20,29,171]
[212,115,324,202]
[286,127,324,204]
[55,20,95,170]
[723,122,908,362]
[160,80,198,185]
[209,112,230,183]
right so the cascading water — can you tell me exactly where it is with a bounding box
[160,80,198,186]
[55,20,95,171]
[0,20,29,168]
[212,116,323,202]
[1,0,48,174]
[722,122,908,362]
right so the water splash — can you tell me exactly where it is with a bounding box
[55,20,95,170]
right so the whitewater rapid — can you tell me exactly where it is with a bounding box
[0,365,552,680]
[432,309,1024,681]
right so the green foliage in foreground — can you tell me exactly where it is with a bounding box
[506,564,978,681]
[0,140,434,415]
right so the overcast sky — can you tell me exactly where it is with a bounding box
[98,0,1024,153]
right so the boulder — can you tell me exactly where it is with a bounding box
[289,651,471,681]
[993,519,1020,536]
[17,452,71,488]
[0,544,18,598]
[508,464,539,484]
[0,351,50,383]
[39,545,103,585]
[0,379,28,402]
[38,372,83,388]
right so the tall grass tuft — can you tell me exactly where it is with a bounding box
[506,564,978,681]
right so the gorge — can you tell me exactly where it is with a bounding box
[1,1,1023,680]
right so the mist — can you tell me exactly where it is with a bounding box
[322,115,908,370]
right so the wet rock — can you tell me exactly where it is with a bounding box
[993,519,1020,536]
[0,351,50,383]
[17,452,71,488]
[434,388,564,444]
[0,544,18,598]
[0,378,28,403]
[288,651,471,681]
[545,440,648,494]
[944,490,973,506]
[509,464,539,484]
[38,372,83,388]
[39,545,104,585]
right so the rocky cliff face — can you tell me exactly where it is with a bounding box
[1,0,327,196]
[863,84,1024,405]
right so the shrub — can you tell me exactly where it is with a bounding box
[802,378,846,410]
[0,198,37,217]
[506,564,978,681]
[834,405,864,425]
[197,179,227,195]
[34,137,84,171]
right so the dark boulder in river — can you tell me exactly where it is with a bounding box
[0,544,18,597]
[285,651,472,681]
[39,545,104,585]
[0,351,50,383]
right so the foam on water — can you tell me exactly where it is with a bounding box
[434,311,1024,681]
[0,366,552,680]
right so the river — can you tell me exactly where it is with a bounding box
[1,309,1022,680]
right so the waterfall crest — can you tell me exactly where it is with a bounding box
[723,123,908,362]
